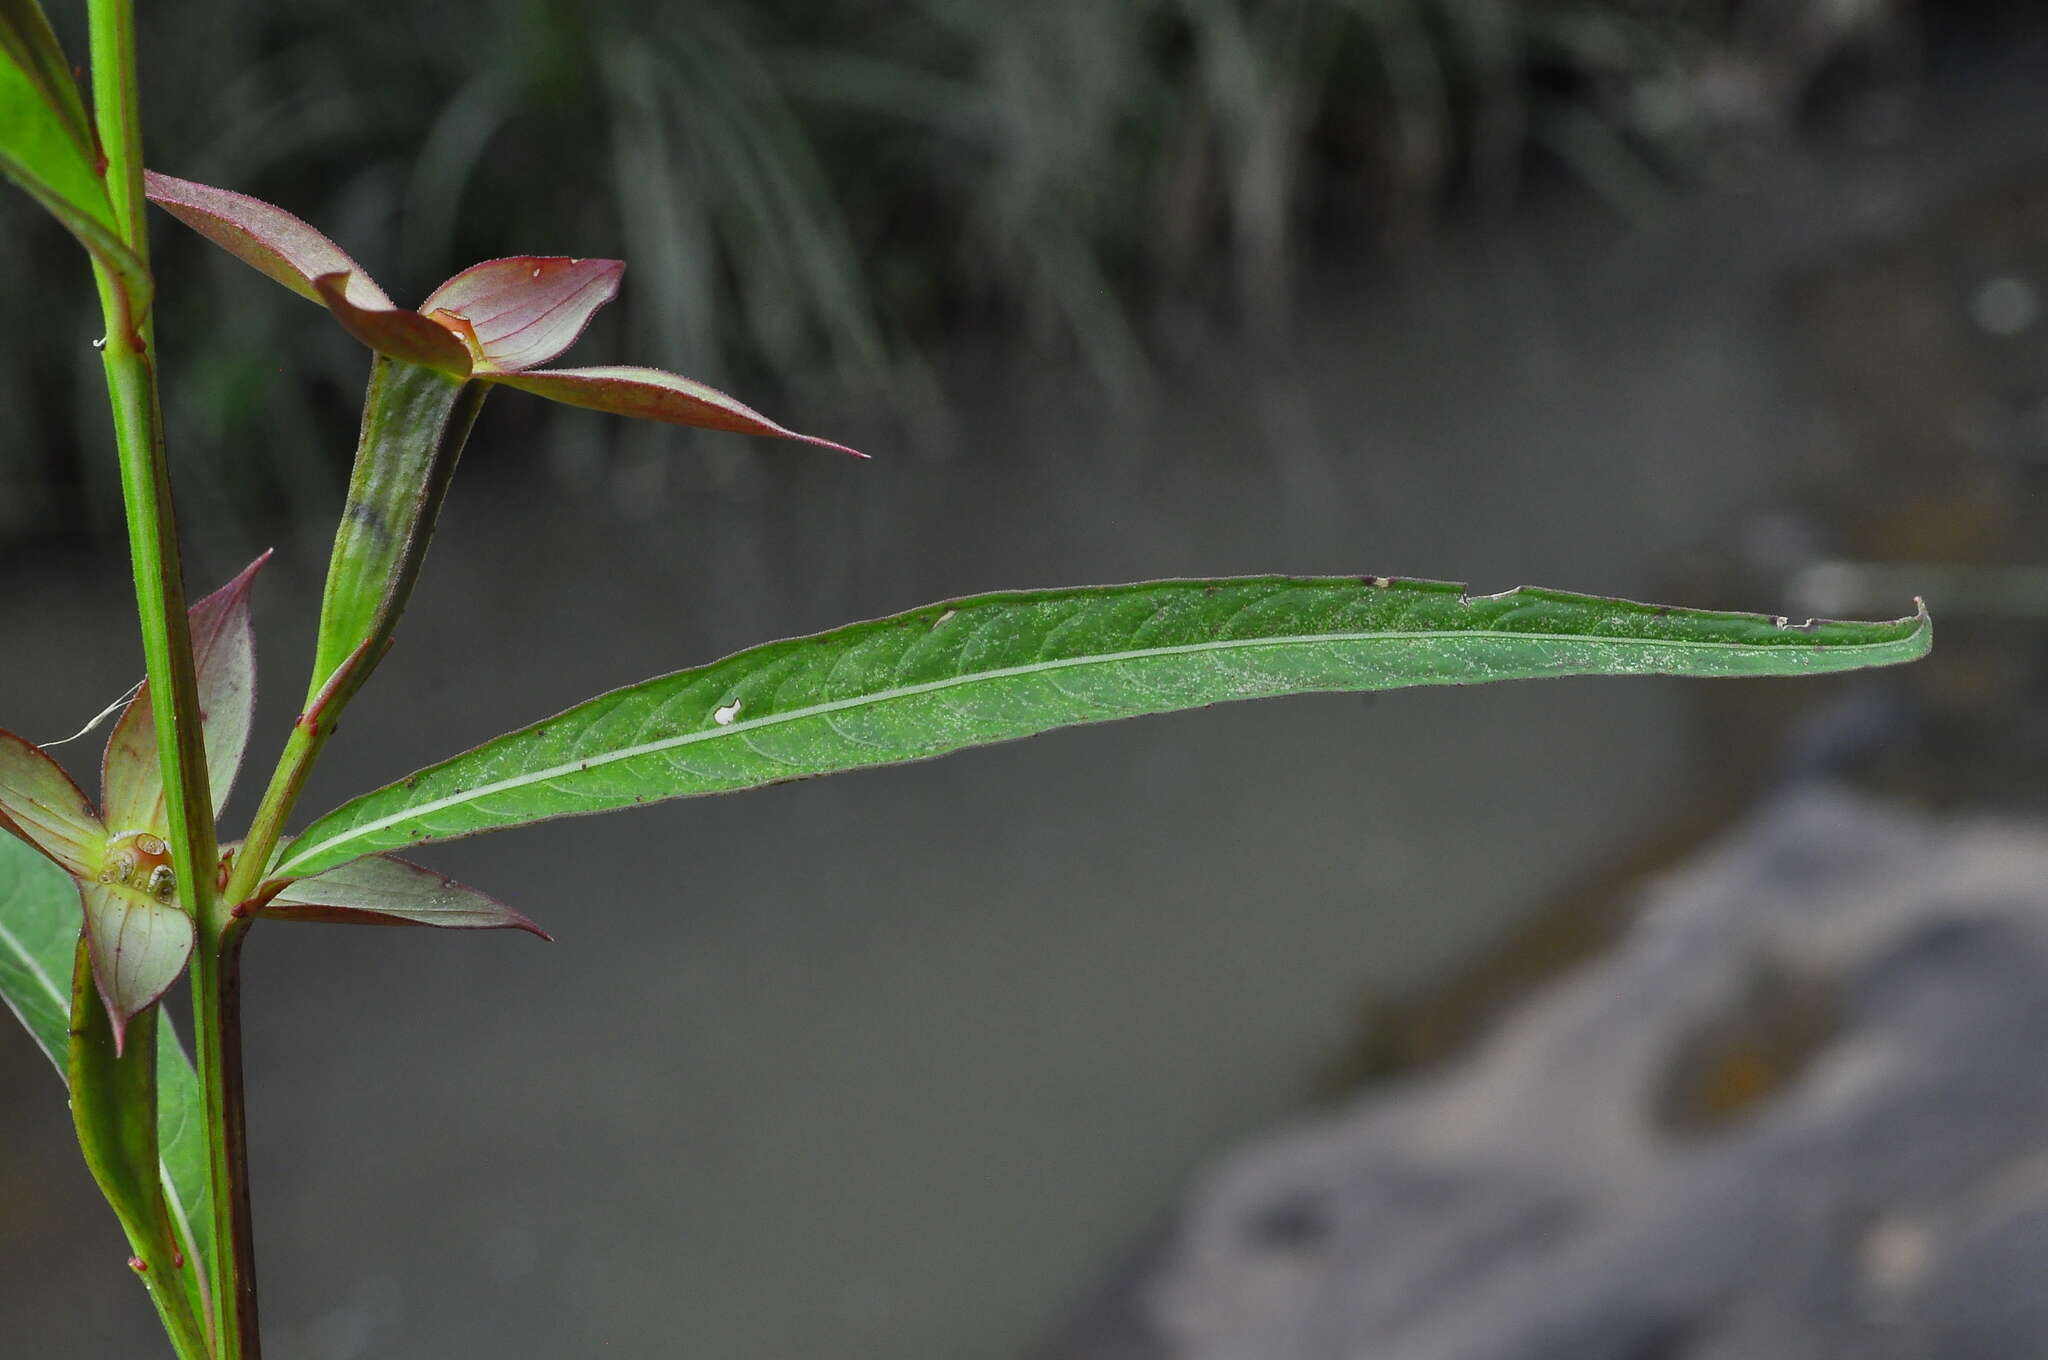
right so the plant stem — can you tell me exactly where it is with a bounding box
[86,0,147,246]
[88,286,255,1357]
[306,360,487,706]
[222,653,364,911]
[218,362,486,906]
[86,2,256,1355]
[188,925,256,1357]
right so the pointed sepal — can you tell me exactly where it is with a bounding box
[490,366,866,456]
[79,869,194,1051]
[102,552,269,834]
[420,257,623,374]
[0,728,105,877]
[257,854,549,937]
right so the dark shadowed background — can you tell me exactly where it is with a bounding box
[4,2,2047,1357]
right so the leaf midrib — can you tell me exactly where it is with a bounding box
[280,622,1902,872]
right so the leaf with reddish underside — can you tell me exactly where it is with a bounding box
[102,552,268,834]
[144,172,476,374]
[0,729,104,877]
[143,170,392,309]
[420,257,624,374]
[492,366,866,456]
[257,854,548,937]
[312,273,474,375]
[80,879,194,1050]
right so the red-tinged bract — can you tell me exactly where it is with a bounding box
[144,170,863,455]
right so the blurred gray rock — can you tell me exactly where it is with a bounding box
[1041,788,2048,1360]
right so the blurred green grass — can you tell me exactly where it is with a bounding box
[1,0,1906,547]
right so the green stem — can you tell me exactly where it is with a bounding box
[192,365,490,1358]
[222,653,363,911]
[86,2,254,1356]
[214,360,488,911]
[307,359,488,706]
[195,292,490,1360]
[187,925,255,1357]
[86,0,145,244]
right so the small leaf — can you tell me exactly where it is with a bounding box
[102,553,269,835]
[80,878,194,1048]
[491,365,865,455]
[260,853,548,937]
[143,170,391,308]
[312,272,474,375]
[275,579,1932,876]
[0,727,105,876]
[420,256,624,373]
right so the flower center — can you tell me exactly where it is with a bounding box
[101,830,178,903]
[424,308,489,367]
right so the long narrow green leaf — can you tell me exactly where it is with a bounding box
[68,946,210,1357]
[0,3,150,307]
[278,577,1931,877]
[0,834,213,1335]
[0,0,91,144]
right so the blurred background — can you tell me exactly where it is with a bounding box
[4,1,2048,1356]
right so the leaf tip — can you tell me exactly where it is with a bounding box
[203,546,273,612]
[787,429,868,459]
[1907,596,1933,655]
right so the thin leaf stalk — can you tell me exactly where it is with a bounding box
[85,1,252,1354]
